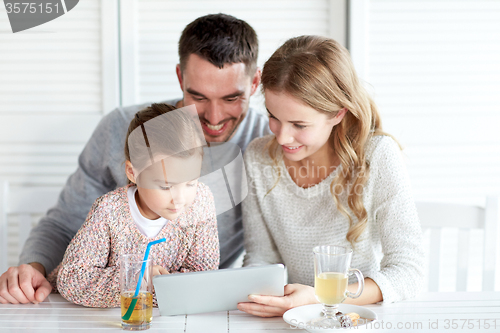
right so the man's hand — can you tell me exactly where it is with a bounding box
[0,263,52,304]
[237,283,318,317]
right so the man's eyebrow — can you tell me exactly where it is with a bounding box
[186,88,207,98]
[222,90,245,99]
[186,88,244,99]
[266,108,309,124]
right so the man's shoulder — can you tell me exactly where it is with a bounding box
[108,98,182,124]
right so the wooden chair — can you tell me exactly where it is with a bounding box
[417,197,499,292]
[0,180,61,272]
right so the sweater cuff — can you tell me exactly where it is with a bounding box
[18,254,56,277]
[364,270,397,304]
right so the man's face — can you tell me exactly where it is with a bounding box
[177,54,260,143]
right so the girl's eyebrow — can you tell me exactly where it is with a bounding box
[153,179,178,185]
[266,108,309,124]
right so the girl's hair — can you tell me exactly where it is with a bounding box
[124,103,204,176]
[261,35,394,246]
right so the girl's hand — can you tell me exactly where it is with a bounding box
[237,283,318,317]
[152,265,169,276]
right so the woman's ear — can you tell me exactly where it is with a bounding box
[125,160,137,184]
[333,108,348,125]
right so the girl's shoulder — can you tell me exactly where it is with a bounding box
[244,134,275,164]
[90,185,130,212]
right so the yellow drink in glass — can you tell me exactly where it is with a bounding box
[315,272,348,305]
[121,291,153,329]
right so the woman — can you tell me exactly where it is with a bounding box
[238,36,424,317]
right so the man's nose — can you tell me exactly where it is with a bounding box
[203,101,225,125]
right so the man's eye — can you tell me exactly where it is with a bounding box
[225,97,238,102]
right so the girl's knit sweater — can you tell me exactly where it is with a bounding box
[47,183,219,308]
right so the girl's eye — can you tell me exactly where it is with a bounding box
[267,112,277,120]
[294,124,306,129]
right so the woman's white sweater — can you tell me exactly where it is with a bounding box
[242,135,424,303]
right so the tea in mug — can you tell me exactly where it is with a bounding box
[315,272,348,305]
[121,291,153,329]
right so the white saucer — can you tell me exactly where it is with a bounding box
[283,304,377,332]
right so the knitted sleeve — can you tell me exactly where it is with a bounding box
[56,196,121,308]
[364,137,425,303]
[241,139,283,267]
[179,184,220,272]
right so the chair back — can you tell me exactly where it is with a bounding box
[0,180,61,272]
[417,197,498,291]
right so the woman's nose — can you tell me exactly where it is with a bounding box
[275,126,294,146]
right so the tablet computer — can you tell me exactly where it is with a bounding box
[153,264,285,316]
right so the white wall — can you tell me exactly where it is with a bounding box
[349,0,500,291]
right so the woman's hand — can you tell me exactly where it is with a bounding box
[152,265,169,276]
[237,283,318,317]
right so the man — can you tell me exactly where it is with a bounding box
[0,13,271,304]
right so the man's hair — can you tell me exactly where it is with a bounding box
[178,13,258,75]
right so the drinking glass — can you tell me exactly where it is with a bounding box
[120,254,153,331]
[308,245,364,329]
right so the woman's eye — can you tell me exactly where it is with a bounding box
[267,112,277,120]
[294,124,306,129]
[159,186,171,191]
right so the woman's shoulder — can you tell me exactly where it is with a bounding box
[244,134,275,163]
[365,135,402,164]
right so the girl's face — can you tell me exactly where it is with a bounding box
[126,154,202,221]
[265,90,346,163]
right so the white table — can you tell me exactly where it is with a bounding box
[1,292,500,332]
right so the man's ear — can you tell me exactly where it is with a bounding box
[249,67,261,96]
[176,64,183,90]
[125,160,137,184]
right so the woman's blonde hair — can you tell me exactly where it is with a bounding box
[261,35,393,245]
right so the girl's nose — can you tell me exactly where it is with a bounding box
[170,186,186,208]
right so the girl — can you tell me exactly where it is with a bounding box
[47,103,219,307]
[238,36,424,317]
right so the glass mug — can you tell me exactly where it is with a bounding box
[308,245,364,328]
[120,254,153,331]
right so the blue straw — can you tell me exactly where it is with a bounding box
[122,238,166,321]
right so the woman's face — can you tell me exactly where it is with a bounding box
[265,90,345,163]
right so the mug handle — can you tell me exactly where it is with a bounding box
[346,268,364,299]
